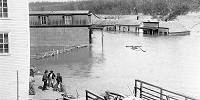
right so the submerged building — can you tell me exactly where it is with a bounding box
[29,11,92,49]
[139,22,169,35]
[0,0,30,99]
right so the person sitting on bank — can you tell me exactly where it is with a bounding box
[48,70,55,87]
[42,70,48,91]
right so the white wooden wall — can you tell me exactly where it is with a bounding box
[0,0,30,100]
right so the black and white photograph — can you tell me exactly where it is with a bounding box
[1,0,200,100]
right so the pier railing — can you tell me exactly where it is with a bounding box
[134,80,197,100]
[105,91,125,100]
[86,90,125,100]
[86,90,104,100]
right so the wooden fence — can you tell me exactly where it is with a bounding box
[86,90,104,100]
[86,90,125,100]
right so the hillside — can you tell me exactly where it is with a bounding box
[29,0,200,21]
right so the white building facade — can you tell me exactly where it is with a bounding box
[0,0,30,100]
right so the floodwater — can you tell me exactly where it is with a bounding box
[31,31,200,99]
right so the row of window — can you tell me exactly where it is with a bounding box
[40,16,72,25]
[0,0,9,53]
[0,0,8,18]
[38,16,88,25]
[0,33,9,53]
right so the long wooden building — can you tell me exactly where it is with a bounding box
[29,11,92,49]
[29,11,92,27]
[139,22,169,35]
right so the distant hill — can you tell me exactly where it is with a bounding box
[29,0,200,21]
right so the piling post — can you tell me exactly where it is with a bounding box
[128,26,130,32]
[101,29,104,52]
[89,28,93,44]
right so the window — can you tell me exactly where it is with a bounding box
[40,16,48,25]
[0,0,8,18]
[0,33,9,53]
[64,16,72,25]
[81,19,87,25]
[164,32,168,35]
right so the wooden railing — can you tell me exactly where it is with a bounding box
[86,90,125,100]
[104,91,125,100]
[86,90,105,100]
[134,80,197,100]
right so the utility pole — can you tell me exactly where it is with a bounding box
[17,70,19,100]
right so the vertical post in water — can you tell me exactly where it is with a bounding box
[101,29,104,52]
[128,26,130,32]
[89,28,92,44]
[17,70,19,100]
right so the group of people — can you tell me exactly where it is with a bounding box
[42,70,64,92]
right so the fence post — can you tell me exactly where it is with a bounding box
[140,82,142,98]
[185,97,188,100]
[166,96,169,100]
[160,88,163,100]
[134,80,137,97]
[86,90,88,100]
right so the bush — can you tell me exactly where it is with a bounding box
[167,4,190,21]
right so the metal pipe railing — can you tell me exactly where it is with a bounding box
[134,79,197,100]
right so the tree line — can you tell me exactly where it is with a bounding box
[29,0,200,20]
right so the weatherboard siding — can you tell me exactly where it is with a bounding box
[29,14,91,26]
[30,27,89,47]
[0,0,30,100]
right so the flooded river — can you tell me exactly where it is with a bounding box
[31,31,200,98]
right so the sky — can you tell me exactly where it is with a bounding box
[29,0,82,2]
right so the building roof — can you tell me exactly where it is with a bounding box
[143,22,159,24]
[29,10,91,15]
[139,26,169,30]
[117,19,140,26]
[0,31,8,34]
[92,19,118,25]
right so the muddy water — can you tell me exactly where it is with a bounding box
[31,31,200,98]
